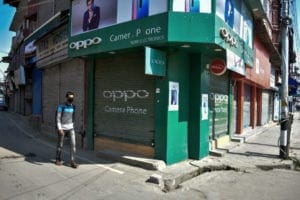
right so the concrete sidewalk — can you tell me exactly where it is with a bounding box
[6,111,300,192]
[152,112,300,191]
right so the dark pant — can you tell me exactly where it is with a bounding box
[56,129,76,161]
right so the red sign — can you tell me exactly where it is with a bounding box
[210,59,226,76]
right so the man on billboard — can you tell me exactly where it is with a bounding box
[225,0,234,28]
[83,0,100,31]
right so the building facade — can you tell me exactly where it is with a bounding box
[68,0,257,164]
[5,0,296,165]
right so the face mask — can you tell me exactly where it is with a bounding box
[67,98,74,103]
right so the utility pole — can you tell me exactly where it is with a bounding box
[279,0,292,159]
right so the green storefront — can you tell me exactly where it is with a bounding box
[68,0,253,165]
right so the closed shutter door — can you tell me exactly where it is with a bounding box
[269,92,274,121]
[60,59,85,132]
[243,84,251,128]
[94,54,155,146]
[209,73,229,139]
[261,91,270,125]
[32,68,42,115]
[43,66,59,133]
[231,84,238,134]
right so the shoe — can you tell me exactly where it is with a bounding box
[71,160,78,169]
[55,160,62,166]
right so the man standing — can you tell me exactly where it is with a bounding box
[83,0,100,32]
[55,92,78,168]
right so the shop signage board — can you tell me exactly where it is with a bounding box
[226,49,245,75]
[210,59,226,76]
[145,47,166,76]
[69,1,168,57]
[36,26,68,61]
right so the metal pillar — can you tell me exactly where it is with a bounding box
[279,0,291,159]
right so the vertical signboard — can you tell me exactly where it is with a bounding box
[145,47,166,76]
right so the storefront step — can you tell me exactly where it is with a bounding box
[96,149,166,171]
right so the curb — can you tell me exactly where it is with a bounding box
[159,164,239,192]
[97,150,166,171]
[154,161,295,192]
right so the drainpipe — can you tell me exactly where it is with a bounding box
[279,0,291,159]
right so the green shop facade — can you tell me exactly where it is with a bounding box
[68,0,254,165]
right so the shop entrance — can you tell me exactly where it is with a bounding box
[94,53,156,157]
[209,73,229,140]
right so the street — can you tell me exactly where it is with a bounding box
[0,111,185,200]
[1,111,300,200]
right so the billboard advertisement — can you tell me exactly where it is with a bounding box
[71,0,168,36]
[216,0,253,48]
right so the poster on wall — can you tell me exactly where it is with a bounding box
[173,0,211,13]
[169,82,179,111]
[71,0,168,36]
[201,94,209,120]
[273,94,280,121]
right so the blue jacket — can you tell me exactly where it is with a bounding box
[83,6,100,31]
[56,103,75,130]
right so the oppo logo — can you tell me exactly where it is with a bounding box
[103,90,150,102]
[210,93,228,102]
[151,58,165,66]
[69,37,102,50]
[220,28,237,47]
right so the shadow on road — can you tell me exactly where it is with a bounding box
[0,111,118,169]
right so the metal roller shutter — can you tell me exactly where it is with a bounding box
[231,84,238,134]
[209,73,229,139]
[243,84,251,128]
[60,60,85,132]
[94,54,156,146]
[42,59,85,133]
[261,90,270,125]
[42,66,59,133]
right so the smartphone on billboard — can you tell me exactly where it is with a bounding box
[185,0,190,12]
[189,0,200,13]
[132,0,149,20]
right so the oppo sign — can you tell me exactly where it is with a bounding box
[69,37,102,50]
[103,90,150,102]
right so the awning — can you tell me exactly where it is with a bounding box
[24,10,69,45]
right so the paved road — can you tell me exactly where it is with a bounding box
[1,111,300,200]
[179,169,300,200]
[0,111,189,200]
